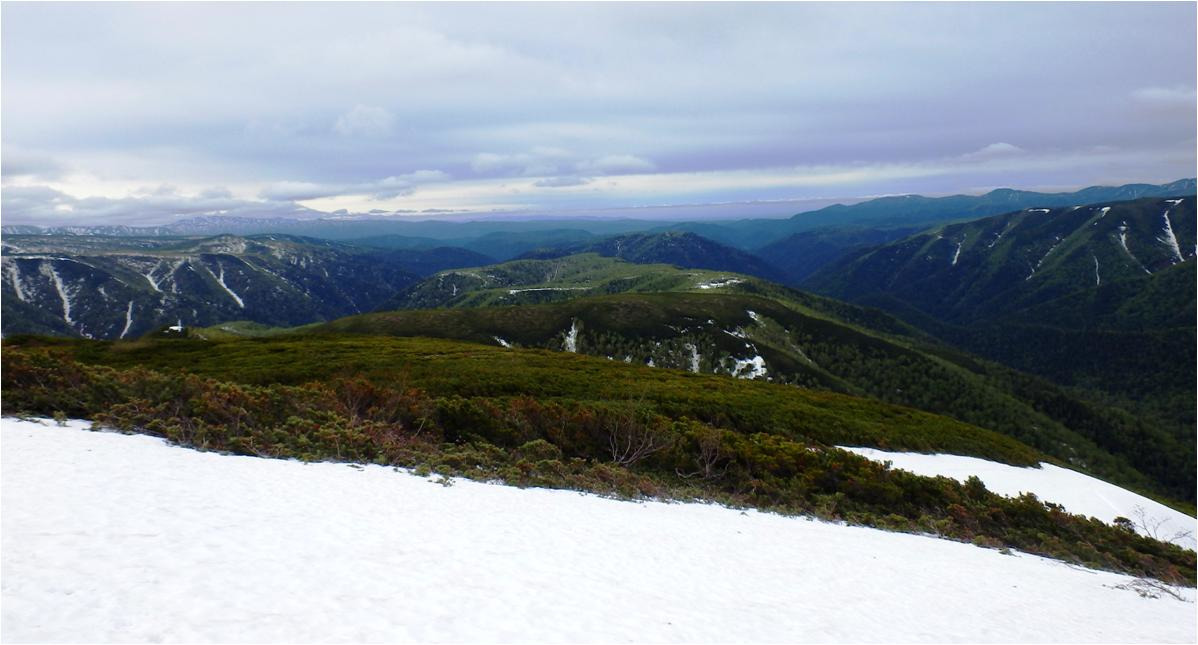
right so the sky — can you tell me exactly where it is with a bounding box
[2,2,1195,226]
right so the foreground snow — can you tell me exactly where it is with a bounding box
[3,418,1194,644]
[840,446,1197,550]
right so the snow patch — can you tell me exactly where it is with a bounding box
[1159,209,1184,263]
[1,418,1195,643]
[1117,224,1152,274]
[563,319,580,353]
[732,355,767,380]
[950,238,964,266]
[840,446,1196,550]
[119,301,135,339]
[747,310,763,324]
[695,277,743,290]
[44,264,74,324]
[1093,255,1101,287]
[493,336,512,349]
[143,262,163,293]
[684,342,701,373]
[4,260,28,301]
[1026,237,1062,281]
[508,287,589,295]
[213,262,246,308]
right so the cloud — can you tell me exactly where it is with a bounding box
[2,3,1194,223]
[333,105,395,137]
[370,170,450,199]
[470,147,572,177]
[534,176,591,188]
[1,149,66,180]
[960,142,1025,161]
[258,170,450,201]
[199,186,234,199]
[1131,86,1197,106]
[259,181,343,201]
[576,154,656,174]
[1,184,321,226]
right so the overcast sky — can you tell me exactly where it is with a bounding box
[3,2,1195,225]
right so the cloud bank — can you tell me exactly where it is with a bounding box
[2,2,1194,225]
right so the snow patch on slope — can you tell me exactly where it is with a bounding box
[685,343,701,373]
[840,446,1196,550]
[493,336,512,348]
[143,262,164,293]
[213,262,245,308]
[732,355,767,380]
[695,277,742,289]
[1159,209,1184,263]
[2,418,1193,644]
[4,260,28,301]
[508,287,590,295]
[119,301,135,339]
[1117,224,1152,274]
[563,319,580,353]
[1026,236,1062,281]
[44,264,74,324]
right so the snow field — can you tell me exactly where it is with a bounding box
[3,418,1195,643]
[840,446,1196,550]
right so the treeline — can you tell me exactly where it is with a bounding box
[3,343,1193,585]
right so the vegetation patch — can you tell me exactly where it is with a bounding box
[3,339,1193,585]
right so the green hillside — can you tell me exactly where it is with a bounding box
[806,196,1196,446]
[4,334,1192,584]
[369,252,1196,503]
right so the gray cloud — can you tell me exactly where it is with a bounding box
[1,184,320,226]
[1,3,1194,223]
[256,170,451,202]
[534,176,591,188]
[1,148,66,179]
[333,105,396,138]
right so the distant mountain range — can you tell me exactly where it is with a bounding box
[6,179,1191,254]
[806,195,1196,445]
[0,235,489,338]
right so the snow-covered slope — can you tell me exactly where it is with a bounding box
[840,447,1197,551]
[3,418,1194,644]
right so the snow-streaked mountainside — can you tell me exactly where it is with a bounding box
[3,418,1194,644]
[0,235,488,339]
[806,196,1196,324]
[841,447,1196,550]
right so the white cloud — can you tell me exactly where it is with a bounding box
[259,181,342,201]
[1,149,66,180]
[258,170,451,202]
[960,142,1025,161]
[576,154,656,175]
[370,170,450,199]
[1,184,319,226]
[333,105,395,137]
[534,176,591,188]
[1131,86,1197,105]
[470,147,573,177]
